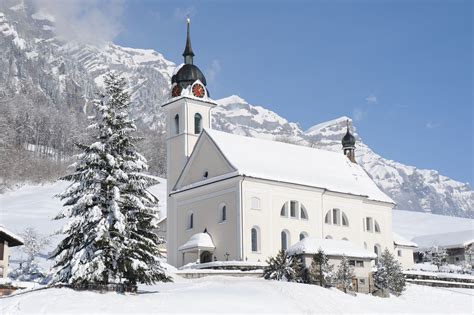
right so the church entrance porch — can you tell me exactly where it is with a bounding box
[178,231,216,265]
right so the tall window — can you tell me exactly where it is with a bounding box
[187,212,194,229]
[194,113,202,134]
[365,217,373,232]
[332,208,340,225]
[174,114,179,135]
[281,230,290,250]
[251,227,259,252]
[219,203,227,222]
[290,201,297,218]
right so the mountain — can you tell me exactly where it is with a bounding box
[0,1,472,218]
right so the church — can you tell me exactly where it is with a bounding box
[163,20,414,273]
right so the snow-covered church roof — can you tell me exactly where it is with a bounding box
[178,232,216,252]
[204,129,394,204]
[287,238,377,259]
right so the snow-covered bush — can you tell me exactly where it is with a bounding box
[335,255,354,293]
[309,249,334,287]
[374,249,406,296]
[50,73,170,287]
[263,250,302,282]
[9,227,50,282]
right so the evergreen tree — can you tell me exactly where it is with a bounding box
[263,250,296,282]
[373,248,406,296]
[429,246,448,270]
[309,249,334,287]
[50,73,169,286]
[335,255,355,293]
[291,255,309,283]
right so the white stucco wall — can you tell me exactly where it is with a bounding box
[394,245,415,269]
[241,178,395,264]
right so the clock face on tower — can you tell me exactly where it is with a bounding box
[192,83,205,98]
[171,84,182,97]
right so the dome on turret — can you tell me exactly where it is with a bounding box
[342,121,356,148]
[172,64,207,87]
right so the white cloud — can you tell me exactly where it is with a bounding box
[31,0,125,46]
[174,6,197,20]
[426,121,440,129]
[353,108,368,121]
[365,94,378,105]
[207,59,221,83]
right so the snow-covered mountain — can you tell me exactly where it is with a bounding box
[1,1,472,218]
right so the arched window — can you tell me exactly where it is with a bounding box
[342,237,349,241]
[174,114,180,135]
[300,205,308,220]
[325,235,333,239]
[219,203,227,222]
[187,212,194,229]
[194,113,202,134]
[325,211,331,224]
[374,244,381,257]
[374,221,381,233]
[280,203,287,217]
[299,232,308,241]
[251,227,260,252]
[251,197,261,210]
[281,230,290,250]
[342,213,349,227]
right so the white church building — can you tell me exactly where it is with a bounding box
[163,20,413,271]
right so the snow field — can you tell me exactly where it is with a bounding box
[1,277,473,314]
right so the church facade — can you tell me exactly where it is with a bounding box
[163,20,411,270]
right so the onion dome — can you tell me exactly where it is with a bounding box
[171,18,207,93]
[342,120,356,148]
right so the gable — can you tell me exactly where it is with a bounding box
[174,131,237,191]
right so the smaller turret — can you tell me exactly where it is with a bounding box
[342,120,356,163]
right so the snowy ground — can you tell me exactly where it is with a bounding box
[1,276,473,314]
[1,182,474,314]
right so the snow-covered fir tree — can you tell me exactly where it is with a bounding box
[309,249,334,287]
[50,73,169,287]
[263,250,297,282]
[10,227,50,282]
[373,248,406,296]
[428,246,448,269]
[335,255,354,293]
[291,255,308,283]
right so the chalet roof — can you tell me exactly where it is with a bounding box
[411,230,474,250]
[393,232,418,248]
[287,238,377,259]
[203,129,394,204]
[0,225,24,247]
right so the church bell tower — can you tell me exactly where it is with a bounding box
[342,120,357,163]
[162,18,216,266]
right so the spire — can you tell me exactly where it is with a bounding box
[346,119,350,133]
[183,17,194,64]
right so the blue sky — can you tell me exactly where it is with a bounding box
[112,0,472,184]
